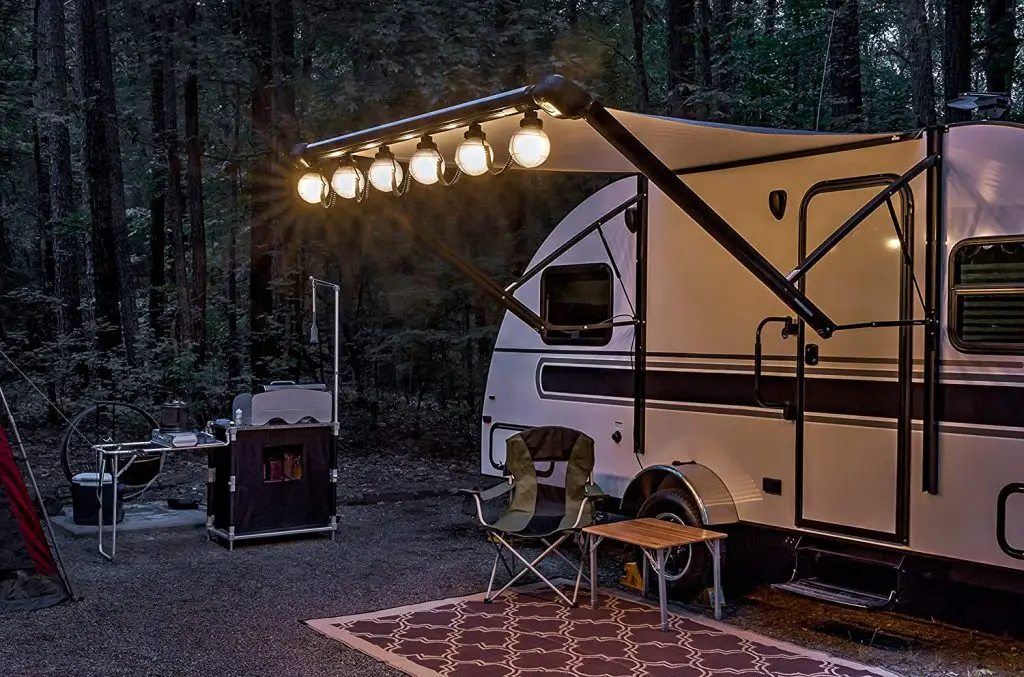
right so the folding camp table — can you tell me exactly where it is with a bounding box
[583,517,726,629]
[92,432,228,561]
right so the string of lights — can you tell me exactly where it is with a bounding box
[296,110,551,205]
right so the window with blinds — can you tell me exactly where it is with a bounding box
[950,238,1024,353]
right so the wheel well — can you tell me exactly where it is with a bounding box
[620,468,694,516]
[619,464,739,525]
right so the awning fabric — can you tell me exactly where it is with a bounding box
[359,108,903,174]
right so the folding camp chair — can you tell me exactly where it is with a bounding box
[459,426,605,606]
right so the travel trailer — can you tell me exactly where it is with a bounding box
[294,76,1024,608]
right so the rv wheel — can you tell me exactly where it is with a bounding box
[636,488,714,600]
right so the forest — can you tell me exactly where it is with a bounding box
[0,0,1018,449]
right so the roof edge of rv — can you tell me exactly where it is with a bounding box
[292,74,592,165]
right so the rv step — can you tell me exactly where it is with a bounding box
[798,543,905,569]
[773,579,894,610]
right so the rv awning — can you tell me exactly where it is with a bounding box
[313,108,905,174]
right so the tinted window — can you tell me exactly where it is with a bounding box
[541,264,613,345]
[951,239,1024,352]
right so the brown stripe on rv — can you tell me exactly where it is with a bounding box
[540,365,1024,428]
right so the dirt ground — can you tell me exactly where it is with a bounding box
[4,438,1024,676]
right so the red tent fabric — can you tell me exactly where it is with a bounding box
[0,423,67,612]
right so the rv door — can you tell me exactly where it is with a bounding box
[794,178,914,544]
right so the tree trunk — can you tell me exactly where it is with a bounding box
[228,85,241,382]
[712,0,734,118]
[905,0,935,125]
[826,0,863,129]
[629,0,651,111]
[148,8,166,338]
[667,0,697,116]
[163,10,192,345]
[94,0,139,362]
[77,0,124,355]
[185,0,206,359]
[943,0,972,121]
[248,0,276,382]
[698,0,712,87]
[37,0,79,339]
[984,0,1016,96]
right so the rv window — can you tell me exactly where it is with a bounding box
[950,239,1024,353]
[541,264,613,345]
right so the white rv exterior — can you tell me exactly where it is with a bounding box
[480,122,1024,582]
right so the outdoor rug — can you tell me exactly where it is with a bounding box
[304,583,901,677]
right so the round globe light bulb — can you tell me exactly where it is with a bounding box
[331,162,364,199]
[297,172,327,204]
[409,138,445,185]
[368,148,403,192]
[455,126,493,176]
[510,120,550,168]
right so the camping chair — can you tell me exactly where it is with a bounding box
[459,426,605,607]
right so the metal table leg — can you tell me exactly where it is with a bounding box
[710,538,722,620]
[589,534,603,608]
[656,548,668,631]
[98,452,118,562]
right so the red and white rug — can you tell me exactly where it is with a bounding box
[305,584,900,677]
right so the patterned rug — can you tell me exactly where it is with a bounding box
[305,583,900,677]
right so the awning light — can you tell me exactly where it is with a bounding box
[509,111,550,168]
[331,157,365,199]
[368,146,403,192]
[409,136,445,185]
[455,124,493,176]
[297,172,328,204]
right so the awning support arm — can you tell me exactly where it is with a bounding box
[787,154,938,285]
[578,102,838,338]
[505,194,640,294]
[392,217,548,333]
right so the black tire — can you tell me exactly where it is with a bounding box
[636,487,715,601]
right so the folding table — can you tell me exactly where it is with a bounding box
[583,517,727,629]
[92,432,228,561]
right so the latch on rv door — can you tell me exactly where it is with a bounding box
[754,316,798,421]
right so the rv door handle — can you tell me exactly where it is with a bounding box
[754,316,797,420]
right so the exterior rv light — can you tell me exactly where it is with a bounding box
[368,146,403,192]
[331,157,364,199]
[886,237,902,250]
[455,123,493,176]
[509,111,550,168]
[297,172,328,204]
[409,136,445,185]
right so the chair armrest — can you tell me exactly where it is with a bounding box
[584,483,607,499]
[457,481,513,527]
[458,481,513,502]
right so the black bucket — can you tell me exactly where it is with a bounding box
[70,473,124,525]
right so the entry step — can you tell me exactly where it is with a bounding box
[773,579,894,609]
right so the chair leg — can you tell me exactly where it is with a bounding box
[488,533,578,606]
[485,539,502,602]
[545,538,591,587]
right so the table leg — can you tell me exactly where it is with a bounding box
[110,453,118,561]
[589,535,601,608]
[96,449,104,559]
[642,549,650,599]
[656,548,668,632]
[712,538,722,621]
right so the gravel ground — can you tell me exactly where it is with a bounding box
[4,491,1024,677]
[5,435,1024,676]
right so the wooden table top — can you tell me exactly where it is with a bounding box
[583,517,727,549]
